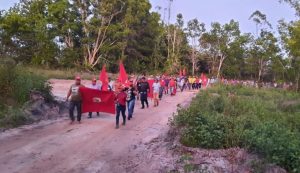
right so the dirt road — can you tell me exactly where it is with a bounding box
[0,80,196,173]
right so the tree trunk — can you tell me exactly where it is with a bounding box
[296,72,300,92]
[258,59,263,82]
[192,48,195,76]
[217,55,225,79]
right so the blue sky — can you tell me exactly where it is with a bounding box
[0,0,297,34]
[149,0,297,34]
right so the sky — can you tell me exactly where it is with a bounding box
[149,0,297,34]
[0,0,297,34]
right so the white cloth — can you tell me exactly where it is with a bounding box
[152,82,161,93]
[88,84,101,90]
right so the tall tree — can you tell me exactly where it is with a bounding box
[279,20,300,91]
[201,20,242,78]
[186,18,205,75]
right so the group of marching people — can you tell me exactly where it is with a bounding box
[66,74,204,129]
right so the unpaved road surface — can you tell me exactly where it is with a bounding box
[0,79,196,173]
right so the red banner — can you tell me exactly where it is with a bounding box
[80,87,115,114]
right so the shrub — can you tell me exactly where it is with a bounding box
[172,85,300,172]
[0,60,53,128]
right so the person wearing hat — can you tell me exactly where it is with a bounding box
[66,76,85,124]
[87,78,102,118]
[115,85,127,129]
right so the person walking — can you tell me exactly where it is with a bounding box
[152,79,161,107]
[159,77,165,100]
[127,81,137,120]
[138,77,150,109]
[66,76,84,124]
[115,86,127,129]
[169,77,176,96]
[87,78,101,118]
[180,77,186,92]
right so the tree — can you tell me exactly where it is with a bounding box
[165,13,189,73]
[249,31,280,82]
[279,0,300,16]
[186,18,205,75]
[279,20,300,91]
[75,0,125,69]
[200,20,242,78]
[249,10,272,36]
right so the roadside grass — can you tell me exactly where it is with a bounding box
[0,64,53,129]
[171,84,300,172]
[24,66,98,80]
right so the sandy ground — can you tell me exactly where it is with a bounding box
[0,79,196,173]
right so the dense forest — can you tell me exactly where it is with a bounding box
[0,0,299,90]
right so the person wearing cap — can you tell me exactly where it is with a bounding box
[87,78,102,118]
[126,80,137,120]
[137,77,150,109]
[115,86,127,129]
[66,76,85,124]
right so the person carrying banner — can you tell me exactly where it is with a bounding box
[66,76,85,124]
[127,80,137,120]
[115,86,127,129]
[87,78,101,118]
[138,77,150,109]
[152,78,161,107]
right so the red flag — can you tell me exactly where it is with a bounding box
[147,79,154,98]
[80,87,115,114]
[201,73,208,88]
[99,65,109,91]
[118,61,128,85]
[179,69,182,76]
[183,68,186,76]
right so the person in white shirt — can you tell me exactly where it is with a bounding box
[88,78,101,118]
[152,79,161,107]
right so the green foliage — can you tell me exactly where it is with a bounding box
[172,85,300,172]
[13,68,53,104]
[0,62,53,128]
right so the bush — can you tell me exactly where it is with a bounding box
[0,61,53,128]
[172,85,300,172]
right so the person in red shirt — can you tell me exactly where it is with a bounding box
[169,77,176,96]
[115,87,127,129]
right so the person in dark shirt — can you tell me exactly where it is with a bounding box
[126,81,137,120]
[137,77,150,109]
